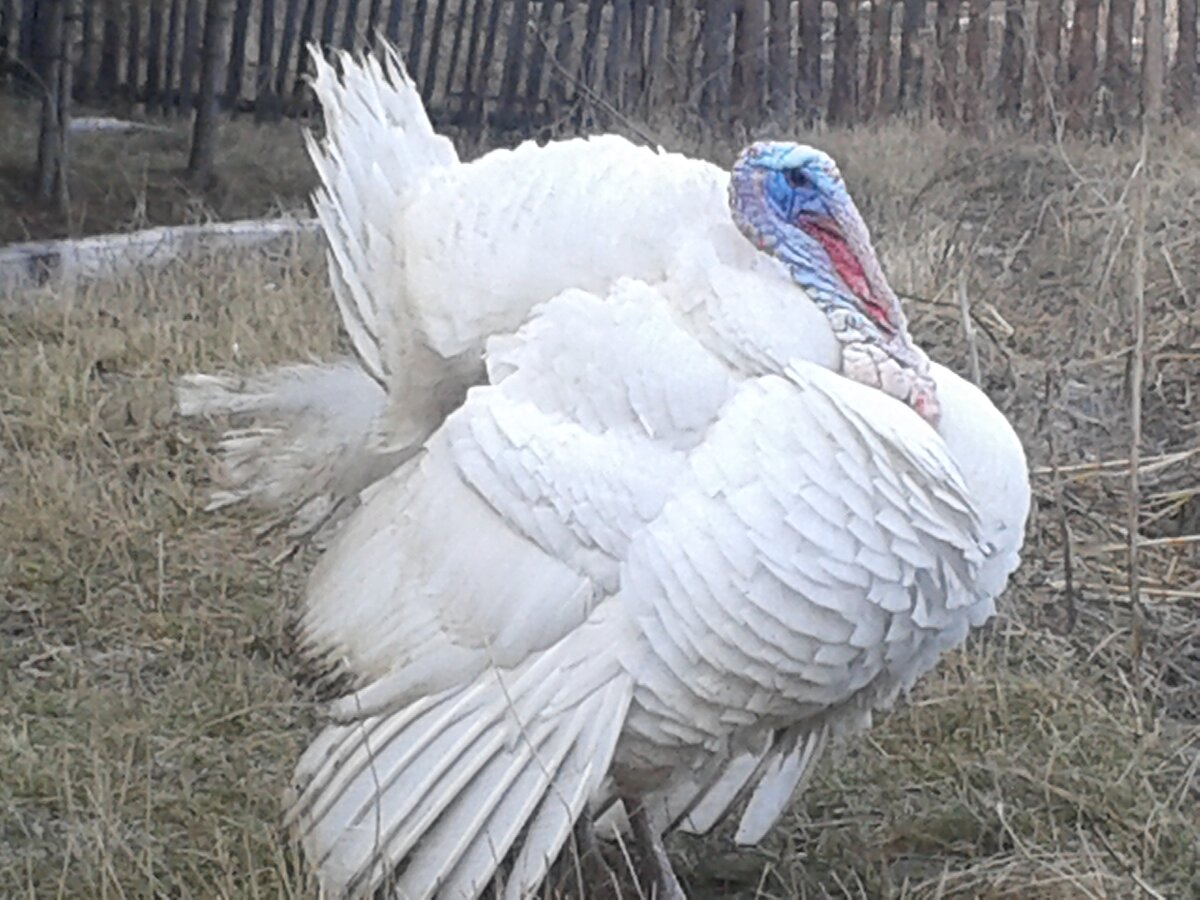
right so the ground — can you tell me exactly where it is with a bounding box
[1,97,1198,898]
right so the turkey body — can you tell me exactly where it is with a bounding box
[180,46,1033,899]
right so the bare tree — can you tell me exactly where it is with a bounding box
[1142,0,1167,123]
[190,0,233,184]
[732,0,767,115]
[1105,0,1136,125]
[997,0,1026,120]
[768,0,793,116]
[1173,0,1198,120]
[962,0,988,124]
[36,0,72,213]
[798,0,821,116]
[1032,0,1063,128]
[933,0,961,122]
[864,0,894,119]
[898,0,926,111]
[1065,0,1100,132]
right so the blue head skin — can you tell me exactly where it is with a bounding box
[728,142,939,424]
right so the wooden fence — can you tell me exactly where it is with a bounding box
[1,0,1197,135]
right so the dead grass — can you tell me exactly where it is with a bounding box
[0,93,316,243]
[1,120,1198,898]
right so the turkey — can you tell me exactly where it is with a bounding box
[179,45,935,539]
[180,47,1032,899]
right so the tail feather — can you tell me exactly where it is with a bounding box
[306,43,458,387]
[734,726,827,845]
[177,359,404,537]
[287,623,633,899]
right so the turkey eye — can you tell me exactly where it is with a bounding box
[784,167,810,189]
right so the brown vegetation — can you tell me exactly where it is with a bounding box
[2,120,1199,896]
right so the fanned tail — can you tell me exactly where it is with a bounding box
[180,44,462,535]
[287,620,634,899]
[306,42,458,387]
[177,360,406,537]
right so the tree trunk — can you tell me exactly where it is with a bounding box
[274,0,304,102]
[125,1,141,105]
[190,0,232,185]
[1104,0,1135,125]
[96,0,122,99]
[18,0,37,65]
[603,0,629,107]
[552,0,580,105]
[224,0,253,105]
[1141,0,1166,124]
[163,0,184,114]
[962,0,988,124]
[933,0,960,123]
[1172,0,1198,119]
[147,0,166,109]
[1032,0,1062,129]
[77,0,96,99]
[0,0,14,78]
[798,0,821,116]
[828,0,858,124]
[255,0,279,120]
[384,0,403,44]
[899,0,926,111]
[863,0,893,118]
[996,0,1025,119]
[36,0,67,209]
[179,0,203,113]
[1063,0,1099,132]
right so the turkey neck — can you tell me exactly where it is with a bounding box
[728,165,940,426]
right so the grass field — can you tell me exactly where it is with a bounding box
[1,108,1198,897]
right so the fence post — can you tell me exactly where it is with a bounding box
[524,0,557,114]
[421,0,452,105]
[341,0,362,49]
[898,0,924,112]
[255,0,279,120]
[797,0,820,117]
[731,1,765,119]
[828,0,858,124]
[767,0,791,116]
[603,0,628,108]
[224,0,252,105]
[292,0,319,103]
[273,0,304,105]
[1172,0,1198,119]
[997,0,1026,120]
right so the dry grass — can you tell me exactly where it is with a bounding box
[0,93,316,243]
[1,119,1198,898]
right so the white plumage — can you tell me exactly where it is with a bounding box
[181,45,1031,899]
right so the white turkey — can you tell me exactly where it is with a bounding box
[179,45,937,538]
[180,47,1031,899]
